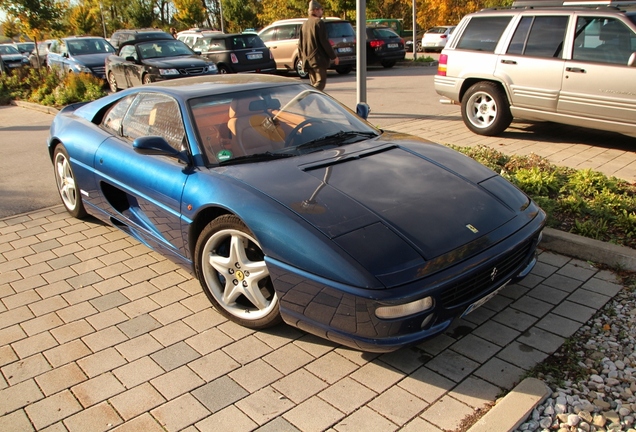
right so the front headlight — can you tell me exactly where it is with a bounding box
[207,64,217,72]
[72,64,92,73]
[376,297,434,319]
[159,68,180,76]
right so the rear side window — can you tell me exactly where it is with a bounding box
[455,16,512,52]
[328,22,355,38]
[507,16,568,58]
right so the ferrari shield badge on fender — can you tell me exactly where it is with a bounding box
[466,224,479,234]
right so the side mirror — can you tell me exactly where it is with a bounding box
[125,56,136,62]
[133,136,189,164]
[628,52,636,67]
[194,50,202,55]
[356,102,371,120]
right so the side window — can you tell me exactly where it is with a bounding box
[526,16,568,58]
[102,95,136,134]
[120,45,136,60]
[122,94,186,151]
[49,41,59,54]
[259,27,276,43]
[278,25,298,40]
[572,17,635,64]
[455,16,513,52]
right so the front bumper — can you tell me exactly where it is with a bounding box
[270,212,545,352]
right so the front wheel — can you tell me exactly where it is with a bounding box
[107,72,119,92]
[381,60,396,68]
[335,65,352,75]
[217,64,230,74]
[142,74,152,85]
[194,215,281,329]
[461,81,512,136]
[53,144,87,218]
[295,58,309,79]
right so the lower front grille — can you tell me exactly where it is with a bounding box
[440,238,534,308]
[180,67,206,75]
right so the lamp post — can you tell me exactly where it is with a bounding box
[99,2,107,39]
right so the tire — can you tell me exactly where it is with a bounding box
[381,60,396,68]
[194,215,281,329]
[217,64,230,74]
[142,74,152,85]
[295,58,309,79]
[416,41,422,52]
[335,65,352,75]
[107,71,119,92]
[53,145,87,219]
[461,81,512,136]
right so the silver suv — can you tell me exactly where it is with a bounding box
[258,18,356,78]
[434,4,636,136]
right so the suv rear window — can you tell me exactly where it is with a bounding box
[455,16,512,52]
[327,22,355,38]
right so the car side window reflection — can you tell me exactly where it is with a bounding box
[573,17,635,65]
[102,94,136,134]
[122,94,187,152]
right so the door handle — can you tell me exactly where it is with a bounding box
[501,59,517,65]
[566,67,586,73]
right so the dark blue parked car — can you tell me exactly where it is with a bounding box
[47,36,116,79]
[47,74,545,352]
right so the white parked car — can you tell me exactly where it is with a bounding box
[421,26,456,52]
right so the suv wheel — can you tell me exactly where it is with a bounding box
[335,66,353,75]
[295,58,309,79]
[461,82,512,136]
[218,64,230,74]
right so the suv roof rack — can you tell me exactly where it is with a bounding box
[512,0,636,6]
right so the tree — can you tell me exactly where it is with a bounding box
[126,0,155,28]
[257,0,305,26]
[0,0,65,68]
[173,0,207,28]
[69,4,100,36]
[223,0,261,32]
[1,17,20,39]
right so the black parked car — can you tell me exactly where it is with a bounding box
[364,26,406,68]
[189,32,276,74]
[0,44,30,73]
[109,28,174,51]
[106,38,218,91]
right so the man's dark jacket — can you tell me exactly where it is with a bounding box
[299,17,337,69]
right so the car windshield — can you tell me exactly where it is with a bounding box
[138,40,194,59]
[0,45,20,55]
[327,22,355,38]
[231,35,266,49]
[16,43,35,52]
[189,84,379,165]
[67,39,115,55]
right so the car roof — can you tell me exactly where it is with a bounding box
[119,37,183,49]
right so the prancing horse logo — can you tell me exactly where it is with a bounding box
[490,267,498,281]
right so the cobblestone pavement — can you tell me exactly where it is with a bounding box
[0,205,624,432]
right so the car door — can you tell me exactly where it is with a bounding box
[264,23,299,69]
[94,93,190,256]
[109,45,132,88]
[558,15,636,127]
[495,14,569,112]
[47,40,64,71]
[123,45,144,88]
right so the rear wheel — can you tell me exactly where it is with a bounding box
[194,215,281,329]
[461,81,512,136]
[217,64,230,74]
[295,58,309,79]
[381,60,396,68]
[335,65,352,75]
[142,74,152,85]
[53,144,87,219]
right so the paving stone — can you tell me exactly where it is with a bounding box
[448,375,501,409]
[25,390,82,430]
[304,351,359,385]
[150,365,205,400]
[517,326,566,354]
[150,320,195,347]
[263,341,315,375]
[567,287,611,310]
[223,335,274,365]
[535,313,582,338]
[284,395,345,432]
[0,379,44,416]
[111,413,165,432]
[497,341,550,371]
[150,341,200,371]
[20,312,64,337]
[420,395,476,431]
[71,372,126,407]
[229,358,284,393]
[113,356,164,389]
[426,349,480,383]
[63,401,123,432]
[185,327,233,355]
[318,377,376,415]
[0,409,35,432]
[195,404,257,432]
[272,368,328,404]
[188,349,240,382]
[334,406,398,432]
[193,376,249,413]
[36,362,87,396]
[552,300,597,323]
[50,320,95,345]
[149,302,192,325]
[44,339,92,368]
[398,367,455,403]
[472,320,521,347]
[76,347,126,378]
[474,357,525,390]
[11,330,58,359]
[542,273,582,293]
[254,417,300,432]
[109,382,166,421]
[151,393,210,432]
[2,353,52,385]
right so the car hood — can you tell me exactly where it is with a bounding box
[71,53,111,67]
[142,55,209,68]
[1,53,24,61]
[226,133,531,262]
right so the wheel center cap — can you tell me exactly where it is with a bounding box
[235,270,245,281]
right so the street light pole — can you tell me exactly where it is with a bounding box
[99,2,107,39]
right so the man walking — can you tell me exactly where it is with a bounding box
[298,0,339,91]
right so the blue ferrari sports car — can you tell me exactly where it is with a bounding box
[48,75,545,352]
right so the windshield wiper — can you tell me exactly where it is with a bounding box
[294,131,379,152]
[218,151,294,166]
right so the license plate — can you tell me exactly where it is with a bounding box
[247,53,262,60]
[8,63,21,68]
[338,47,353,53]
[461,280,510,317]
[388,43,398,48]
